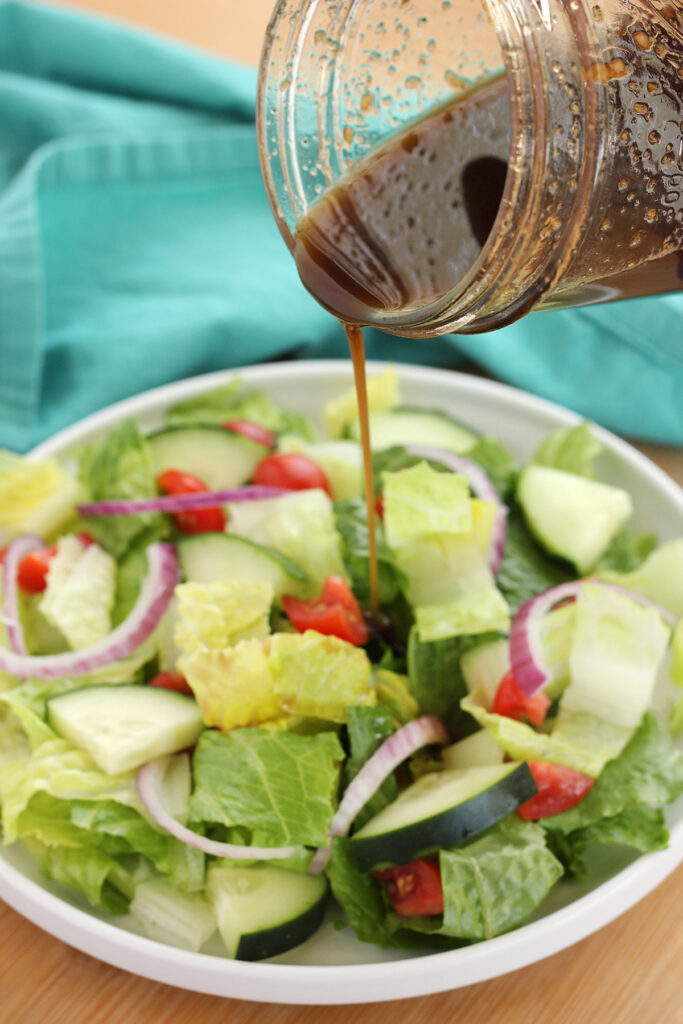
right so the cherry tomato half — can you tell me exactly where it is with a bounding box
[222,420,275,449]
[373,857,444,918]
[148,671,194,696]
[282,575,369,645]
[156,468,226,535]
[16,546,57,593]
[252,453,332,498]
[492,670,551,727]
[518,761,595,819]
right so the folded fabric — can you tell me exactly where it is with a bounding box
[0,1,681,453]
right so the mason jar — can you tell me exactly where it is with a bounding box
[257,0,683,335]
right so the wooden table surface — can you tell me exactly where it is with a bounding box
[3,2,682,1021]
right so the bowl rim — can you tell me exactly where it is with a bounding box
[1,359,681,1004]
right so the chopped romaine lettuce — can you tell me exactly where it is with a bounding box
[78,421,165,558]
[174,580,273,655]
[166,379,315,439]
[531,422,603,478]
[563,584,670,728]
[324,368,399,439]
[382,462,471,548]
[0,452,85,544]
[540,712,683,833]
[462,696,631,777]
[180,630,373,731]
[39,536,116,650]
[345,706,398,829]
[548,805,669,879]
[189,727,344,847]
[596,539,683,619]
[432,817,563,940]
[334,497,403,607]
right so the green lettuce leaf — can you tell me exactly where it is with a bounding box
[462,697,631,777]
[70,800,204,893]
[670,618,683,734]
[189,728,344,847]
[325,837,452,951]
[496,508,575,615]
[594,529,658,574]
[548,805,669,879]
[596,540,683,619]
[0,452,84,544]
[166,380,315,439]
[531,423,602,478]
[334,497,403,607]
[345,706,398,829]
[111,523,172,626]
[409,629,500,738]
[78,421,166,558]
[27,837,130,913]
[372,668,419,725]
[431,817,563,940]
[540,712,683,834]
[0,738,139,844]
[465,436,517,499]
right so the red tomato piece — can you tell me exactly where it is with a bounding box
[76,531,97,547]
[375,493,384,522]
[222,420,275,449]
[156,468,226,535]
[16,546,57,593]
[252,453,332,498]
[492,670,551,727]
[518,761,595,820]
[373,857,444,918]
[0,546,7,566]
[148,671,194,696]
[282,575,369,645]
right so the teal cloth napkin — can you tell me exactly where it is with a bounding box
[1,1,682,453]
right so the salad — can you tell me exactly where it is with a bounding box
[0,368,682,963]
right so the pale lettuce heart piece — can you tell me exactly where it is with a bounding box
[39,536,116,650]
[173,580,273,656]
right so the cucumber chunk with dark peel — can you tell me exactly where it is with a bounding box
[207,865,328,961]
[147,425,265,490]
[350,762,536,870]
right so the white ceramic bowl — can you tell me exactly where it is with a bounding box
[1,360,681,1004]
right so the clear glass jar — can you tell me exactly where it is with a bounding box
[257,0,683,335]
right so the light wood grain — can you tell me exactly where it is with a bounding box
[7,1,683,1020]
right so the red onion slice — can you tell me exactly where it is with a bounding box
[78,486,289,518]
[510,579,676,697]
[0,542,177,680]
[309,714,449,875]
[137,758,298,860]
[406,445,507,576]
[1,534,44,656]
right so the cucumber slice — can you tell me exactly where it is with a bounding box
[177,532,309,599]
[442,730,504,770]
[207,864,328,961]
[350,762,536,870]
[147,426,265,490]
[345,408,478,453]
[517,465,633,573]
[46,684,203,774]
